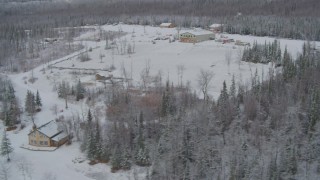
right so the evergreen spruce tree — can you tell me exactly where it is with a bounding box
[252,69,260,96]
[2,81,18,127]
[121,148,132,170]
[181,128,193,179]
[57,81,70,109]
[94,121,102,160]
[71,86,75,96]
[308,89,320,133]
[100,142,111,162]
[81,109,92,152]
[1,131,14,162]
[276,47,282,66]
[279,139,297,177]
[161,81,170,117]
[35,90,42,108]
[268,156,279,180]
[135,147,150,167]
[7,83,15,101]
[111,144,122,172]
[218,81,230,144]
[282,47,296,82]
[76,79,85,101]
[230,75,236,100]
[85,109,96,160]
[2,94,11,127]
[135,111,150,166]
[25,90,36,115]
[86,129,96,160]
[218,81,229,106]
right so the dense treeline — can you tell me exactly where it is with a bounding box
[1,0,320,72]
[242,40,282,65]
[0,77,20,127]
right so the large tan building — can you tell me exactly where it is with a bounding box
[28,120,69,147]
[179,29,215,43]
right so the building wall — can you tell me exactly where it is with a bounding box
[58,136,69,146]
[210,26,222,33]
[180,33,214,43]
[28,131,51,147]
[196,34,215,42]
[180,33,196,43]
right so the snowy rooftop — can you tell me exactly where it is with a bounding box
[180,29,214,36]
[209,24,223,28]
[37,120,62,138]
[160,23,173,26]
[52,132,68,141]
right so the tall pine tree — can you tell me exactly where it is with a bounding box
[135,111,150,166]
[76,79,85,101]
[25,91,36,115]
[35,90,42,108]
[1,131,14,162]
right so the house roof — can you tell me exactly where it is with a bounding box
[36,120,62,138]
[52,132,68,142]
[209,24,223,28]
[160,23,173,27]
[180,29,214,36]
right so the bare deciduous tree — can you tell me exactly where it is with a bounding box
[0,164,10,180]
[17,159,33,180]
[51,104,58,116]
[140,59,151,90]
[225,49,232,74]
[177,64,186,88]
[197,69,214,102]
[42,172,57,180]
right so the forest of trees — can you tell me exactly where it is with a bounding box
[71,42,320,179]
[242,40,282,65]
[0,77,20,128]
[1,0,320,179]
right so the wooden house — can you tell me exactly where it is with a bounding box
[28,120,69,147]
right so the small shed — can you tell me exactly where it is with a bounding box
[179,29,215,43]
[209,24,223,33]
[160,23,175,28]
[28,120,69,147]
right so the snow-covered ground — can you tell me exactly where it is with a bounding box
[1,24,319,180]
[53,24,316,98]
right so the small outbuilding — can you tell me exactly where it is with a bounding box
[209,24,224,33]
[28,120,69,147]
[179,29,215,43]
[160,23,175,28]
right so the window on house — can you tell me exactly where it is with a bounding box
[44,141,48,145]
[40,141,43,145]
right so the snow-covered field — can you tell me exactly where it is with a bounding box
[1,24,319,180]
